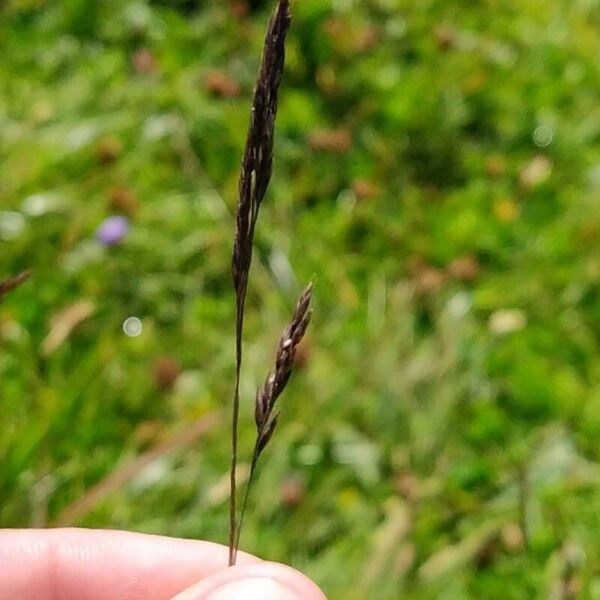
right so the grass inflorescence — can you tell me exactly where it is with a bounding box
[228,0,311,566]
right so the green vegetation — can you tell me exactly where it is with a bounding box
[2,1,600,597]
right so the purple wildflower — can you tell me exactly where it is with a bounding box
[97,216,129,247]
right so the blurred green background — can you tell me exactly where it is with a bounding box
[2,0,600,597]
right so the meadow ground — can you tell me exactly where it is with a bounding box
[2,1,600,598]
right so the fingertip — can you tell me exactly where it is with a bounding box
[171,561,326,600]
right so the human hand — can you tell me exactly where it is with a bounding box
[0,528,326,599]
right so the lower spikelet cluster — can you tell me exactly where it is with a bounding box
[255,284,313,456]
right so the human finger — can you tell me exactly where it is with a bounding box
[0,528,258,600]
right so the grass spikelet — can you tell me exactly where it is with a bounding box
[234,283,313,560]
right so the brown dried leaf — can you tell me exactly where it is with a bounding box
[204,70,241,98]
[308,128,352,153]
[448,255,480,282]
[0,271,30,300]
[519,155,552,189]
[42,300,95,355]
[132,48,158,74]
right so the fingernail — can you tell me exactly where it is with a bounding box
[204,576,300,600]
